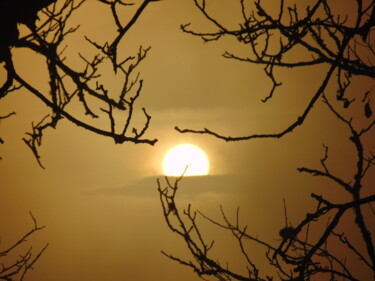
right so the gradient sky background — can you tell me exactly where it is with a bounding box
[0,0,374,280]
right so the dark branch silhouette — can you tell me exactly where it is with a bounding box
[0,212,48,281]
[176,0,375,141]
[0,0,159,167]
[160,1,375,280]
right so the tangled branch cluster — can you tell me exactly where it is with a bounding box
[160,0,375,280]
[0,0,158,168]
[176,0,374,140]
[0,212,48,281]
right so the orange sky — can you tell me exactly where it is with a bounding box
[0,0,374,280]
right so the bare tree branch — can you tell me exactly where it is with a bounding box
[0,212,48,281]
[0,0,159,168]
[161,1,375,280]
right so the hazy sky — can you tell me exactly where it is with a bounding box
[0,0,374,280]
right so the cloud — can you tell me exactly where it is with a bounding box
[88,174,255,199]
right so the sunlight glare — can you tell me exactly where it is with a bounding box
[163,144,209,176]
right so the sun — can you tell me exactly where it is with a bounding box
[163,144,209,176]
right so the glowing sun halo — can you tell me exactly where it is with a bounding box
[163,144,209,176]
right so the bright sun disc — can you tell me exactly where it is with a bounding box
[163,144,209,176]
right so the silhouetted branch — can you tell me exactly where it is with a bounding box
[162,1,375,280]
[88,0,160,71]
[158,175,375,280]
[297,143,352,193]
[176,0,374,141]
[332,231,372,270]
[0,212,48,281]
[0,112,16,152]
[158,177,266,281]
[0,112,16,120]
[1,0,159,167]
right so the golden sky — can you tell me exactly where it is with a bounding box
[0,0,374,280]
